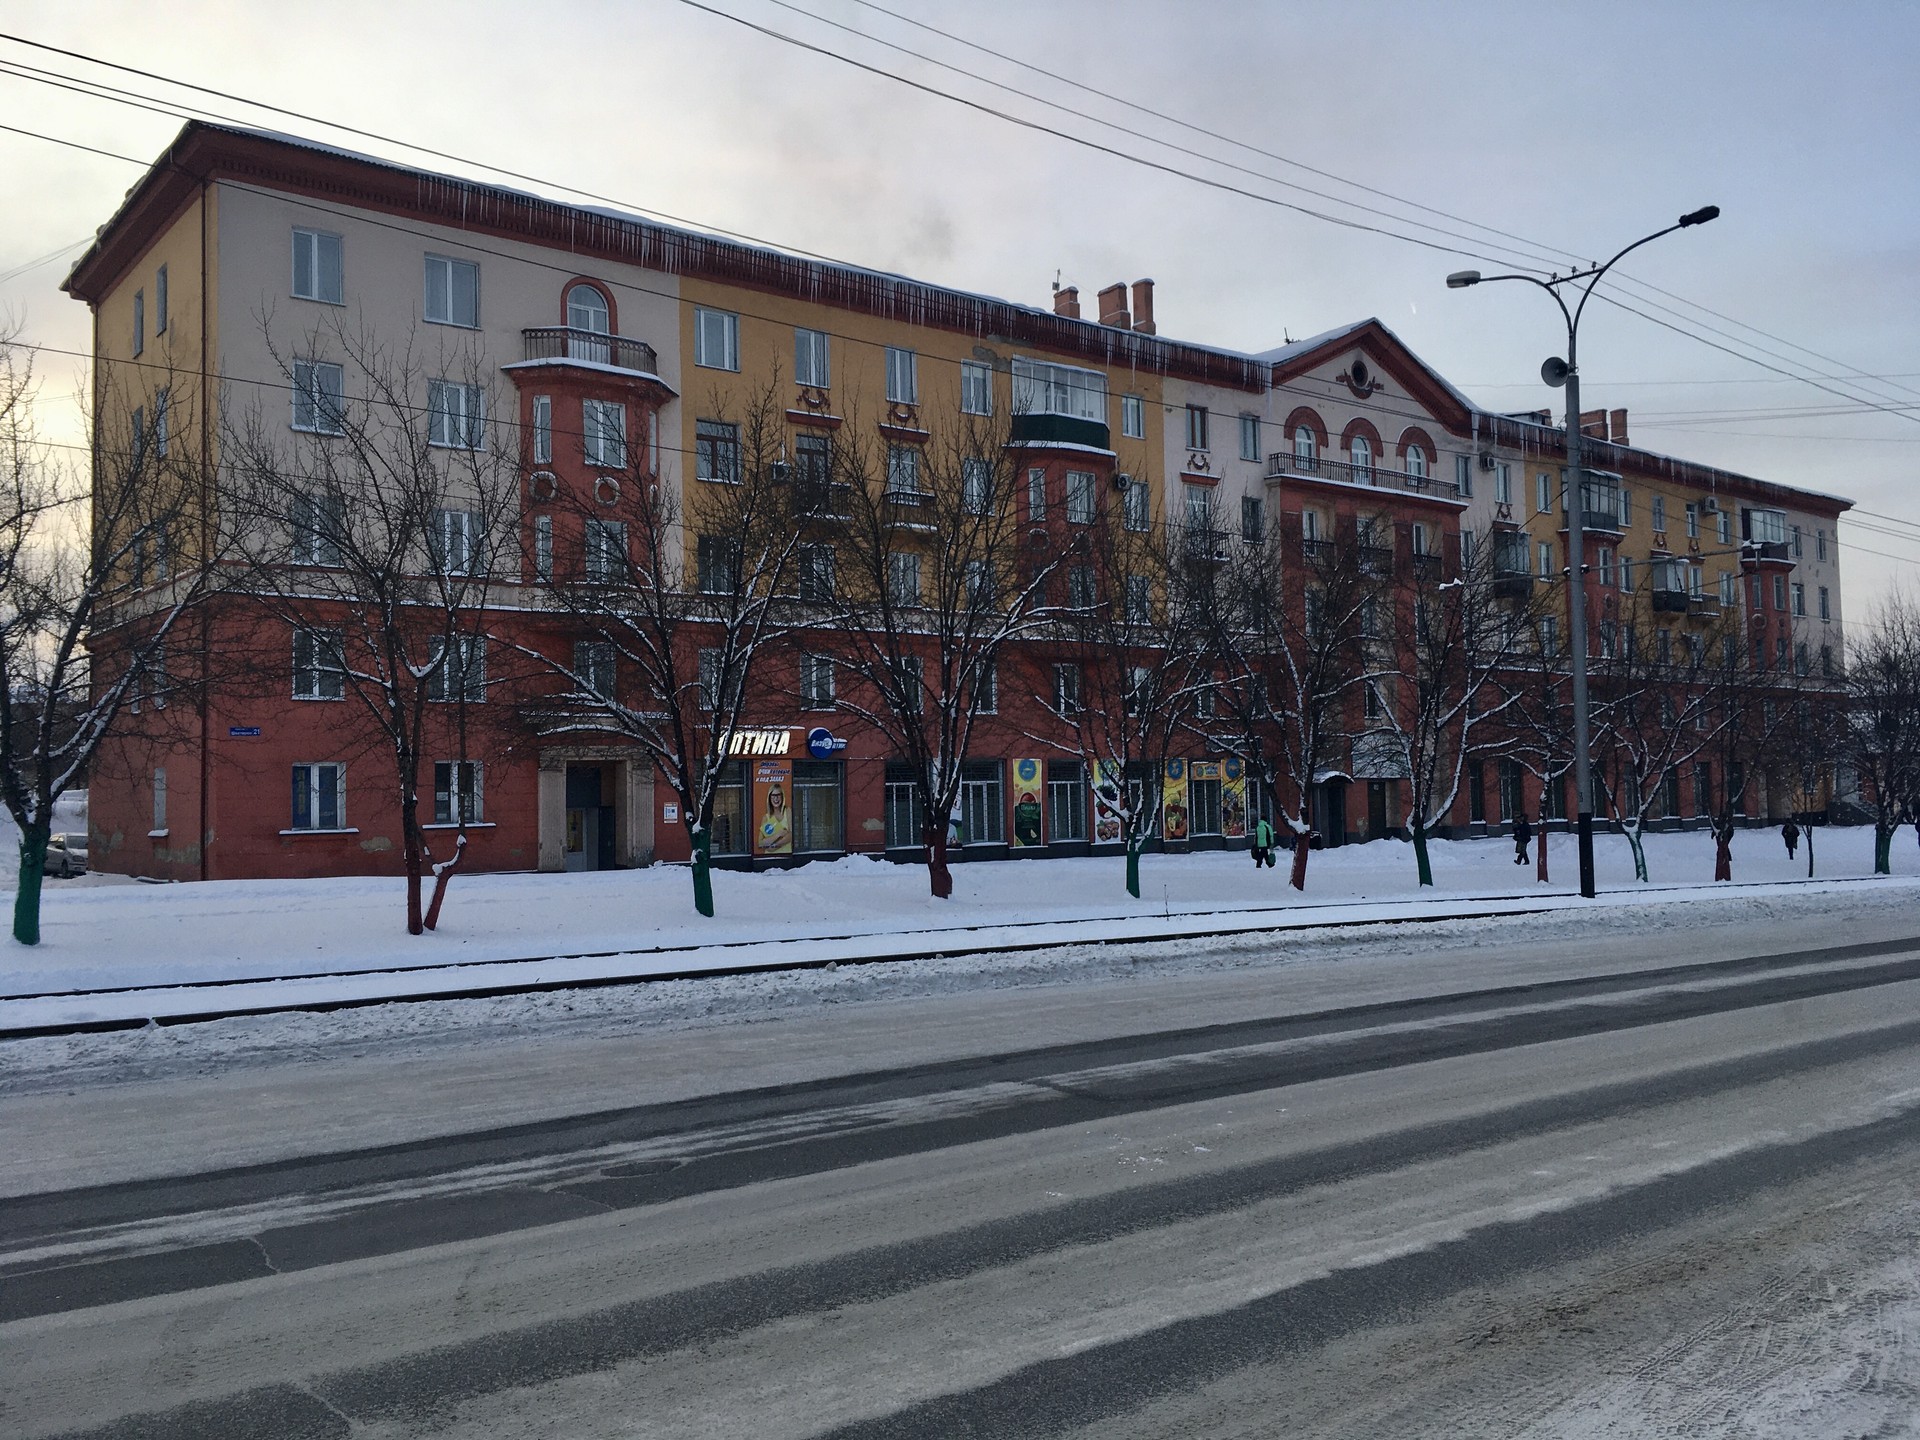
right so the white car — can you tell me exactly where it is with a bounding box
[46,833,89,878]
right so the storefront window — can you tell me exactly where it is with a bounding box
[711,760,749,855]
[792,761,843,853]
[884,761,923,849]
[1190,773,1222,835]
[960,760,1005,845]
[1047,760,1087,843]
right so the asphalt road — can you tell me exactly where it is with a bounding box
[5,914,1920,1437]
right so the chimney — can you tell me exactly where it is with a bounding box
[1052,285,1081,319]
[1579,408,1609,440]
[1130,278,1156,335]
[1096,282,1131,328]
[1608,407,1629,445]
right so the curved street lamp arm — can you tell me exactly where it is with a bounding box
[1569,220,1688,335]
[1469,271,1576,348]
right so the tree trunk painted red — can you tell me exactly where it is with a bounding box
[1536,826,1549,884]
[925,821,953,899]
[1714,828,1732,882]
[1289,830,1311,891]
[423,832,467,931]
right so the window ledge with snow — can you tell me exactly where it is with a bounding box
[422,822,497,830]
[278,827,361,837]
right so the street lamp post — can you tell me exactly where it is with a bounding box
[1447,206,1718,899]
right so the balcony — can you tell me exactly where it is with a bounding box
[1492,569,1534,601]
[1412,552,1442,580]
[1651,587,1690,614]
[1269,455,1439,494]
[519,327,659,375]
[794,480,853,521]
[883,488,937,529]
[1358,544,1395,577]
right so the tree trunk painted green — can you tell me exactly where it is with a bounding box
[1806,826,1815,878]
[12,826,48,946]
[1412,821,1433,888]
[1875,824,1893,875]
[1125,838,1142,899]
[692,827,715,917]
[1624,824,1648,883]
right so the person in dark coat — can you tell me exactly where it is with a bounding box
[1512,812,1533,865]
[1782,819,1800,857]
[1251,817,1276,868]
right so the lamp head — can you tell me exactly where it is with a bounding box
[1446,270,1481,289]
[1679,205,1720,227]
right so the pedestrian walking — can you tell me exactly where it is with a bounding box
[1782,819,1800,858]
[1512,812,1533,865]
[1251,817,1276,869]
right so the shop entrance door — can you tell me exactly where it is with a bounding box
[564,764,614,872]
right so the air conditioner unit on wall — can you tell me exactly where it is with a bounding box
[1478,453,1498,471]
[1112,471,1133,490]
[1703,496,1720,514]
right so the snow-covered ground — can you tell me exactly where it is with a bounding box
[2,824,1915,1005]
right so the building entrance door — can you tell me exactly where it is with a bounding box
[1367,780,1388,840]
[1314,779,1347,847]
[564,764,613,872]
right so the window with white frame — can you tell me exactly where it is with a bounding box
[897,654,924,710]
[801,653,835,709]
[1620,487,1633,526]
[427,380,485,450]
[1052,662,1081,716]
[1242,495,1264,542]
[1454,452,1471,495]
[797,543,835,602]
[964,558,992,608]
[290,763,345,831]
[427,635,487,703]
[433,761,483,824]
[1719,511,1733,545]
[293,627,345,700]
[1411,520,1431,557]
[695,419,740,484]
[1537,472,1554,514]
[292,360,345,435]
[1239,413,1260,462]
[1296,426,1319,470]
[886,446,922,496]
[1065,470,1096,524]
[1685,502,1700,538]
[423,255,479,327]
[1773,573,1787,610]
[1720,572,1737,607]
[533,513,553,583]
[1817,528,1828,560]
[695,307,739,371]
[1350,434,1373,477]
[291,228,344,304]
[1067,564,1096,609]
[1405,446,1428,482]
[1791,581,1805,616]
[290,491,345,566]
[959,760,1004,844]
[567,283,609,333]
[697,534,740,594]
[1620,555,1634,593]
[573,640,615,700]
[152,388,169,458]
[1125,574,1152,624]
[1792,523,1803,557]
[973,662,997,714]
[1122,475,1148,531]
[1495,461,1512,506]
[431,508,477,574]
[961,361,992,416]
[1652,494,1667,532]
[155,264,168,334]
[1185,405,1210,451]
[887,551,921,606]
[1819,585,1830,620]
[961,458,993,515]
[1121,393,1145,438]
[153,767,166,832]
[582,399,627,468]
[793,327,830,388]
[1010,357,1103,419]
[1027,467,1046,520]
[1459,526,1475,567]
[531,395,552,464]
[885,346,918,404]
[132,290,144,357]
[1538,541,1554,579]
[1599,548,1615,587]
[585,519,627,583]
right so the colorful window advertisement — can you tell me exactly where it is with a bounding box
[1011,758,1044,847]
[1221,757,1248,839]
[753,757,793,855]
[1162,758,1190,843]
[1093,760,1124,844]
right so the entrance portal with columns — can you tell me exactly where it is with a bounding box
[537,746,655,872]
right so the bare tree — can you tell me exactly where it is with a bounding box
[516,382,800,917]
[818,409,1053,898]
[223,319,520,934]
[0,339,214,943]
[1691,612,1777,881]
[1840,589,1920,875]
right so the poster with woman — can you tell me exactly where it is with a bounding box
[1011,758,1043,847]
[753,758,793,855]
[1222,756,1247,839]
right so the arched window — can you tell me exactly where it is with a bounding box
[1405,446,1428,480]
[1293,425,1317,470]
[1350,434,1372,477]
[567,283,610,334]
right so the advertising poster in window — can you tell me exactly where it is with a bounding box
[1221,757,1248,839]
[1093,760,1123,844]
[1162,758,1190,843]
[753,757,793,855]
[1011,758,1044,847]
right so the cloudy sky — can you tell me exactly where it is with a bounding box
[4,0,1916,613]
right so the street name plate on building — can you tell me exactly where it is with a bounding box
[228,726,261,738]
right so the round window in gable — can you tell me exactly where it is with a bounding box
[1350,359,1371,389]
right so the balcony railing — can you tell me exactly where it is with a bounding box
[1358,544,1395,576]
[1267,453,1445,493]
[1651,586,1690,614]
[521,327,659,375]
[795,481,853,520]
[1492,569,1534,600]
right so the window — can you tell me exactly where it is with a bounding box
[1599,549,1615,588]
[1411,521,1431,557]
[973,663,997,714]
[430,508,477,575]
[1066,470,1096,525]
[884,763,924,849]
[1689,563,1705,598]
[585,519,627,582]
[290,763,345,831]
[1685,502,1700,539]
[1791,581,1806,616]
[427,380,485,450]
[697,535,740,594]
[155,265,168,335]
[427,635,487,703]
[1773,574,1787,611]
[1011,357,1103,419]
[695,420,740,484]
[582,399,627,468]
[423,255,479,327]
[292,360,345,434]
[152,388,170,459]
[533,513,553,583]
[1297,426,1320,472]
[1364,679,1385,721]
[1818,585,1830,620]
[1460,527,1475,568]
[1651,495,1667,533]
[291,229,344,304]
[1538,615,1558,656]
[795,433,831,489]
[153,767,167,833]
[961,361,992,416]
[794,327,830,388]
[960,761,1005,845]
[292,627,345,700]
[1454,452,1472,496]
[801,653,835,709]
[1350,435,1373,478]
[1048,760,1087,842]
[1185,484,1211,537]
[1537,541,1554,579]
[1792,524,1803,558]
[1776,635,1790,669]
[695,307,739,370]
[1795,642,1810,677]
[1122,475,1148,532]
[290,492,345,566]
[964,558,992,608]
[132,289,144,357]
[1495,461,1512,506]
[133,523,170,587]
[567,283,610,334]
[797,543,835,602]
[1535,472,1553,514]
[697,648,730,712]
[1718,511,1733,545]
[897,654,924,711]
[1620,488,1632,526]
[1599,620,1618,660]
[1122,393,1145,439]
[1720,572,1737,607]
[1027,468,1046,521]
[1241,495,1264,543]
[1125,574,1152,624]
[1067,564,1096,609]
[1239,414,1260,462]
[885,346,918,404]
[887,551,921,606]
[1657,628,1673,664]
[1185,405,1210,451]
[1620,556,1634,593]
[1053,662,1081,715]
[1405,446,1429,482]
[962,458,993,515]
[433,761,483,825]
[531,395,552,464]
[1817,528,1828,560]
[1820,644,1834,678]
[573,641,615,700]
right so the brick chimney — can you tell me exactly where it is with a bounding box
[1579,409,1610,440]
[1052,285,1081,319]
[1096,282,1131,329]
[1130,278,1156,335]
[1609,408,1629,445]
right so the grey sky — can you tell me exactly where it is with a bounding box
[4,0,1915,610]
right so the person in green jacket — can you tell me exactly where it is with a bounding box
[1251,817,1277,868]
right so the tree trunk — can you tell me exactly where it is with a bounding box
[925,820,953,900]
[1714,825,1732,882]
[422,831,467,931]
[1412,820,1433,888]
[1624,822,1648,883]
[691,826,715,917]
[402,803,425,936]
[1806,825,1815,878]
[1125,836,1142,899]
[12,824,48,946]
[1874,823,1893,875]
[1288,820,1311,892]
[1537,824,1549,884]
